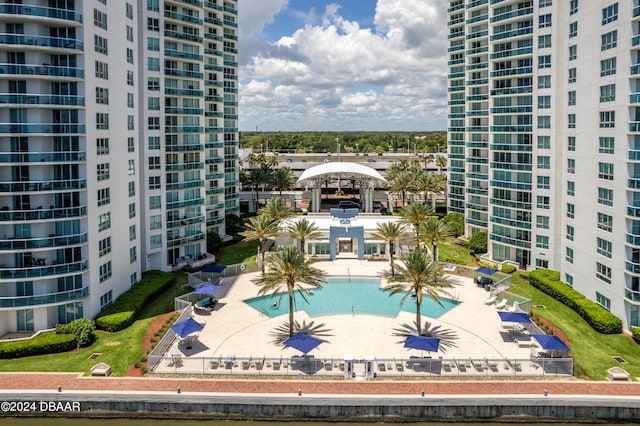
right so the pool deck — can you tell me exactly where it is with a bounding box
[156,258,543,375]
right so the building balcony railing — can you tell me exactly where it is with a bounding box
[490,47,532,60]
[166,179,204,191]
[490,87,532,96]
[164,68,204,79]
[164,126,204,134]
[0,123,85,135]
[0,206,86,222]
[490,66,532,78]
[491,27,532,41]
[490,216,531,230]
[632,93,640,104]
[164,30,203,43]
[0,5,82,24]
[0,151,85,163]
[490,125,533,133]
[490,7,533,24]
[165,144,204,152]
[165,87,204,97]
[0,34,83,51]
[165,107,204,115]
[489,233,531,249]
[490,106,532,114]
[0,179,86,193]
[629,178,640,189]
[0,260,88,280]
[166,215,205,229]
[625,287,640,303]
[0,93,84,107]
[165,163,204,172]
[0,63,84,79]
[630,122,640,132]
[207,217,225,226]
[164,49,203,61]
[172,0,204,7]
[0,232,87,251]
[167,232,205,248]
[466,14,487,25]
[626,233,640,247]
[626,260,640,275]
[627,205,640,217]
[164,9,203,25]
[166,197,204,210]
[206,187,224,196]
[0,286,88,309]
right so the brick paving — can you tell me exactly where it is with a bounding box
[1,373,639,396]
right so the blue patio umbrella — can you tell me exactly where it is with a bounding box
[192,284,222,296]
[202,265,226,273]
[283,332,323,354]
[170,317,204,339]
[531,334,570,351]
[404,335,441,353]
[497,311,532,324]
[475,267,498,275]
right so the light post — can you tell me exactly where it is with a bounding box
[336,138,341,162]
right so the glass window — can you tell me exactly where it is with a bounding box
[597,213,613,232]
[537,156,550,169]
[150,235,162,249]
[567,136,576,152]
[601,31,617,51]
[94,35,108,55]
[599,84,615,102]
[147,37,159,51]
[596,292,611,311]
[599,137,614,154]
[596,262,611,284]
[149,176,161,190]
[569,22,577,38]
[148,136,160,150]
[538,75,551,88]
[597,187,613,206]
[537,176,550,189]
[598,162,614,180]
[599,111,615,128]
[570,0,578,15]
[568,68,576,83]
[566,247,574,264]
[538,95,551,109]
[536,215,549,229]
[537,136,550,149]
[149,195,161,209]
[567,181,575,196]
[602,3,618,25]
[538,34,551,48]
[568,90,576,106]
[597,237,612,258]
[568,45,576,61]
[538,55,551,69]
[567,158,575,174]
[536,235,549,249]
[95,61,108,79]
[568,113,575,129]
[600,58,617,76]
[99,261,112,283]
[566,225,574,241]
[539,14,552,28]
[539,0,552,6]
[94,9,108,30]
[537,196,550,209]
[538,116,551,128]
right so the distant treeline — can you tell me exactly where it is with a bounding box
[239,131,447,154]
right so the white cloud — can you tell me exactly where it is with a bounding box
[239,0,448,131]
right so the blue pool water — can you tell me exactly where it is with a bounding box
[244,276,459,318]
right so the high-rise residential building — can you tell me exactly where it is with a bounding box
[447,0,640,330]
[0,0,238,335]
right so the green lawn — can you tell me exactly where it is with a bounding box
[438,241,476,266]
[510,272,640,380]
[219,239,259,265]
[0,272,189,377]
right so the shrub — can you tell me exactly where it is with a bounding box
[55,318,95,347]
[632,327,640,344]
[0,333,76,359]
[442,212,464,237]
[468,231,487,254]
[95,271,176,332]
[529,269,622,334]
[501,264,517,274]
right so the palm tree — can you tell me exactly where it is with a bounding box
[271,166,296,196]
[259,196,293,225]
[383,250,454,335]
[398,202,432,248]
[436,155,447,174]
[253,246,326,338]
[388,171,414,208]
[287,218,322,255]
[371,221,407,277]
[419,217,453,262]
[239,214,279,275]
[248,165,273,208]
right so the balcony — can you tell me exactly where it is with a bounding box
[490,125,532,133]
[167,232,206,248]
[0,93,84,107]
[166,215,205,229]
[165,144,204,152]
[0,123,85,135]
[164,68,204,79]
[0,64,83,79]
[627,205,640,217]
[164,10,203,25]
[0,206,87,222]
[164,49,203,61]
[166,179,204,191]
[0,151,85,163]
[0,286,88,309]
[490,47,532,60]
[625,287,640,303]
[0,179,86,193]
[626,233,640,247]
[491,7,533,24]
[164,30,203,43]
[490,66,532,78]
[165,107,204,115]
[489,233,531,249]
[166,198,204,210]
[0,34,83,51]
[0,260,88,280]
[165,87,204,97]
[0,233,87,251]
[626,260,640,275]
[164,126,204,134]
[491,27,532,41]
[0,5,82,24]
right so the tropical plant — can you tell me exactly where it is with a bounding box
[392,321,458,353]
[383,250,454,335]
[259,196,293,225]
[398,202,432,248]
[419,217,454,262]
[388,171,414,208]
[239,214,279,275]
[436,155,447,174]
[247,165,274,207]
[286,218,322,255]
[442,212,464,237]
[371,221,407,277]
[469,231,488,254]
[253,246,326,337]
[271,166,296,196]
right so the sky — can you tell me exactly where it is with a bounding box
[237,0,448,132]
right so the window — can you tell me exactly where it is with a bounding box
[128,203,136,219]
[565,274,573,287]
[129,225,136,241]
[94,35,108,55]
[567,181,575,196]
[100,290,112,309]
[537,156,550,169]
[127,115,134,130]
[148,37,160,51]
[568,45,576,61]
[148,57,159,71]
[536,215,549,229]
[596,262,611,284]
[126,48,134,64]
[536,259,549,269]
[95,61,108,79]
[567,136,575,152]
[149,156,161,170]
[127,93,134,108]
[602,3,618,25]
[97,163,109,181]
[566,247,574,264]
[148,77,160,91]
[567,203,575,219]
[128,181,135,197]
[598,162,614,180]
[99,212,111,232]
[537,136,550,149]
[566,225,574,241]
[538,116,550,129]
[567,158,575,174]
[600,84,615,102]
[536,235,549,249]
[147,18,159,31]
[148,117,160,130]
[570,0,578,15]
[127,70,134,86]
[130,246,137,263]
[601,31,617,51]
[597,213,613,232]
[150,215,162,229]
[126,25,134,42]
[600,58,616,76]
[537,175,550,189]
[147,0,159,11]
[96,87,108,104]
[597,237,612,258]
[538,75,551,88]
[150,235,162,249]
[598,187,613,206]
[97,188,110,206]
[568,91,576,106]
[97,138,109,155]
[148,136,160,150]
[538,96,551,109]
[568,114,575,129]
[539,14,551,28]
[148,97,160,110]
[599,137,615,154]
[96,113,109,130]
[149,176,161,190]
[126,3,133,19]
[569,22,577,38]
[538,55,551,69]
[99,237,111,257]
[537,196,550,209]
[599,111,615,128]
[596,292,611,311]
[539,0,552,6]
[94,9,108,30]
[149,195,161,209]
[568,68,576,83]
[538,34,551,48]
[99,261,112,283]
[128,159,135,175]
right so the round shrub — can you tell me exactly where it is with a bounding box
[55,318,95,347]
[501,264,516,274]
[468,231,487,254]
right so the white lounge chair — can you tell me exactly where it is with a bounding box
[484,295,497,305]
[495,299,508,309]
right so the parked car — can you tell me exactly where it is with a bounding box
[338,200,360,209]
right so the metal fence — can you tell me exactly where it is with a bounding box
[147,306,192,372]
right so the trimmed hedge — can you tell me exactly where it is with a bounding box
[0,332,76,359]
[632,327,640,344]
[95,271,176,332]
[529,269,622,334]
[501,264,516,274]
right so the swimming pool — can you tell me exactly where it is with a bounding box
[243,276,459,318]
